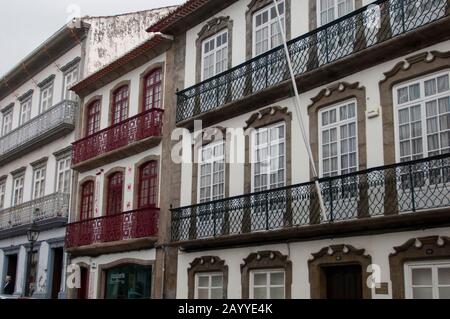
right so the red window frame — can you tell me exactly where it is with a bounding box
[106,172,124,216]
[138,161,158,208]
[143,69,162,111]
[112,86,129,125]
[80,181,94,221]
[86,100,101,136]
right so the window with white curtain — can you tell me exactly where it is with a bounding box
[394,71,450,162]
[405,261,450,299]
[20,97,32,125]
[0,180,5,209]
[253,0,285,56]
[252,122,286,192]
[12,174,24,206]
[319,100,358,177]
[195,272,224,299]
[198,141,225,203]
[250,269,285,299]
[56,156,71,193]
[2,109,13,136]
[40,83,54,113]
[33,166,46,199]
[202,30,228,80]
[63,66,79,101]
[318,0,354,26]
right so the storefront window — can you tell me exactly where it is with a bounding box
[105,264,152,299]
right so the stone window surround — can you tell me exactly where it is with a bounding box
[61,57,81,100]
[191,126,231,205]
[138,62,166,113]
[245,0,292,60]
[187,256,228,299]
[308,0,363,31]
[81,95,103,138]
[195,16,234,84]
[38,75,55,114]
[133,155,161,210]
[53,147,72,194]
[379,50,450,165]
[389,236,450,299]
[97,258,155,299]
[30,157,48,200]
[102,167,126,217]
[308,244,372,299]
[241,251,292,299]
[108,80,131,126]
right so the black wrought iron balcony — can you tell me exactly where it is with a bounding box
[171,154,450,242]
[176,0,448,123]
[0,100,77,165]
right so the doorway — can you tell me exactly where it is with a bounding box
[324,265,363,299]
[5,254,18,294]
[50,248,64,299]
[77,267,90,299]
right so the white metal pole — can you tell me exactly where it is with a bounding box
[272,0,328,222]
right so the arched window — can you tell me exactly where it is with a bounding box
[112,86,129,125]
[80,181,94,221]
[138,161,158,208]
[107,172,124,215]
[86,100,101,136]
[143,69,162,111]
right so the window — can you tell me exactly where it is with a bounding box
[106,172,123,216]
[64,66,79,101]
[40,84,54,113]
[12,175,24,206]
[250,270,285,299]
[195,273,224,299]
[318,0,354,26]
[20,98,32,125]
[105,264,152,299]
[198,142,225,203]
[86,100,101,136]
[0,180,5,209]
[405,261,450,299]
[138,161,158,208]
[2,109,13,136]
[56,157,71,193]
[202,31,229,80]
[80,181,94,221]
[394,72,450,162]
[319,100,358,177]
[33,166,46,199]
[252,122,286,192]
[253,0,285,56]
[143,69,163,111]
[112,86,129,125]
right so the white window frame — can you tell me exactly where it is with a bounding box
[197,141,226,204]
[19,97,32,125]
[194,272,224,299]
[405,260,450,299]
[393,70,450,162]
[250,122,286,193]
[56,156,71,194]
[12,174,24,206]
[252,0,286,57]
[318,99,358,177]
[317,0,355,26]
[2,109,13,136]
[0,180,5,209]
[63,65,79,101]
[40,83,54,113]
[201,30,229,81]
[33,166,46,200]
[249,269,285,299]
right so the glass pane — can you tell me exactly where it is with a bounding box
[438,287,450,299]
[270,287,285,299]
[253,287,267,299]
[438,268,450,285]
[197,288,209,299]
[211,275,223,287]
[211,288,223,299]
[437,75,449,93]
[412,268,432,285]
[270,272,284,285]
[198,276,209,288]
[254,273,267,286]
[412,287,433,299]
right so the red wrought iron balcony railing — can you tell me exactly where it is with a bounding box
[65,207,159,248]
[72,108,163,166]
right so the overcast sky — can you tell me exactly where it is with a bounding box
[0,0,184,76]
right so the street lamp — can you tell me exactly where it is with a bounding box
[25,212,40,297]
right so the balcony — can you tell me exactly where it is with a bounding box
[0,100,77,166]
[0,193,69,239]
[171,154,450,249]
[176,0,449,126]
[71,108,163,172]
[65,207,159,256]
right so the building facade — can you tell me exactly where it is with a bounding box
[147,0,450,299]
